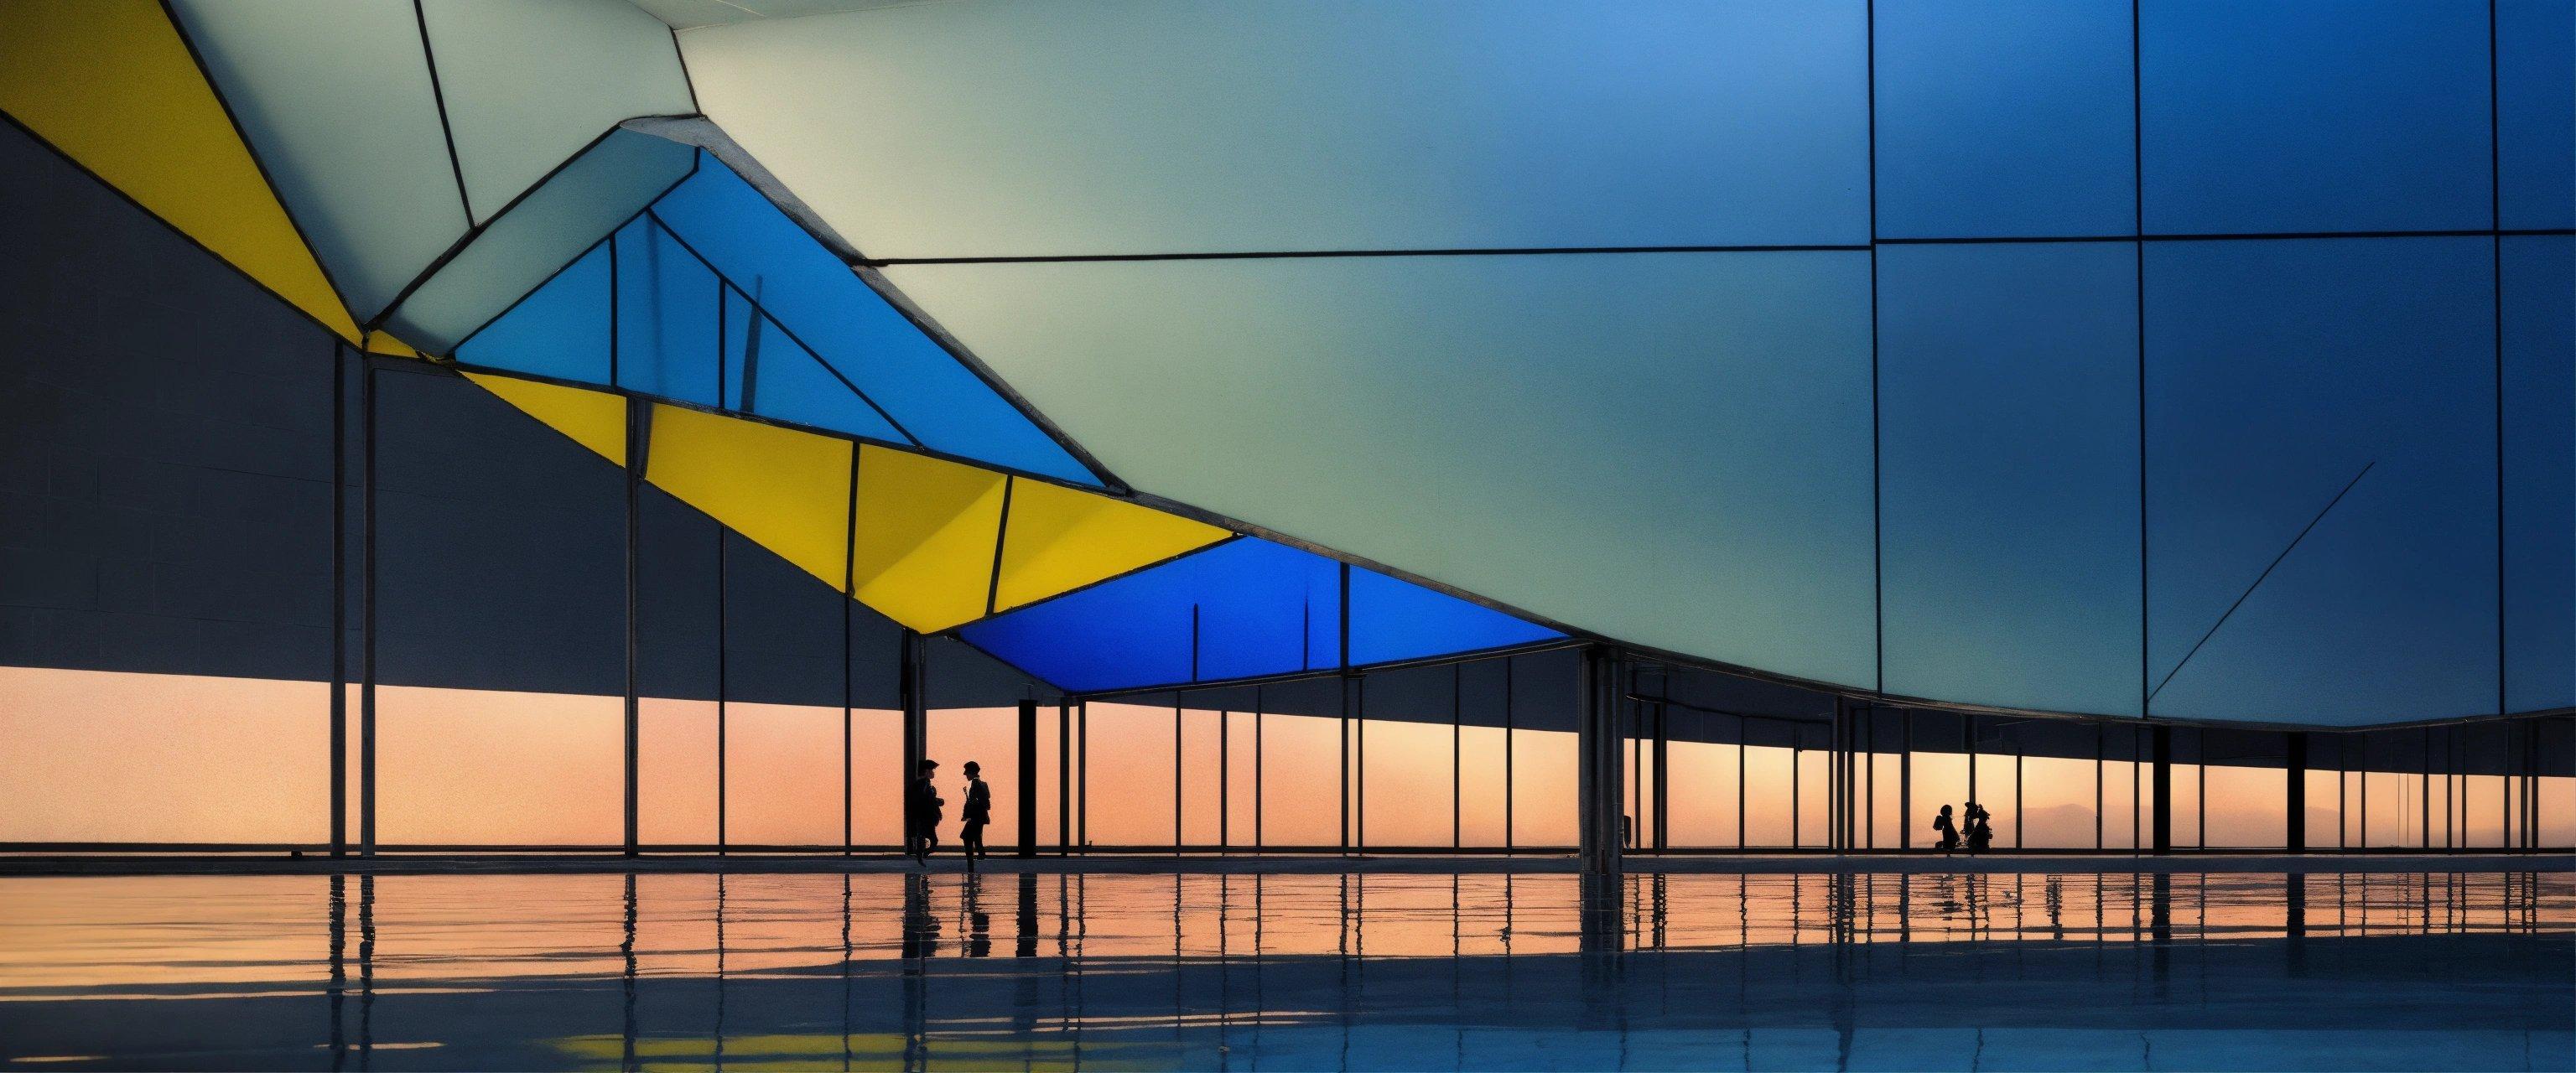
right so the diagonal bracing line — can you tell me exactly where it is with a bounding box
[2148,459,2377,703]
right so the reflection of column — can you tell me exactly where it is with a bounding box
[1015,873,1039,959]
[621,873,637,1070]
[1576,647,1624,877]
[356,874,375,1067]
[328,873,345,1071]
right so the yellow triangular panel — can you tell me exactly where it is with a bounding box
[649,406,852,588]
[995,480,1231,612]
[853,445,1008,633]
[363,331,421,359]
[464,372,625,466]
[0,0,359,342]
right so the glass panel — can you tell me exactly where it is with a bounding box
[614,218,720,406]
[457,241,611,382]
[927,706,1020,849]
[639,697,718,846]
[1259,710,1343,849]
[960,539,1337,693]
[1666,741,1742,849]
[1509,727,1577,848]
[1872,0,2134,238]
[2497,0,2576,230]
[1083,702,1175,848]
[1362,717,1455,849]
[848,708,904,847]
[646,161,1093,482]
[1742,746,1798,848]
[2023,754,2100,848]
[2140,0,2490,233]
[727,295,904,443]
[693,1,1869,254]
[1909,751,1970,851]
[0,666,328,843]
[377,686,622,845]
[724,702,841,846]
[1878,241,2141,715]
[891,251,1878,691]
[2205,764,2286,848]
[2146,237,2497,723]
[1224,711,1258,848]
[1347,565,1561,666]
[1179,707,1222,847]
[2301,769,2340,848]
[1458,723,1509,848]
[2502,237,2574,713]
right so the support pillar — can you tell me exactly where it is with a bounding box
[358,361,377,858]
[2285,731,2308,853]
[1016,700,1038,858]
[623,397,646,856]
[900,631,927,784]
[1577,646,1624,877]
[2150,723,2173,854]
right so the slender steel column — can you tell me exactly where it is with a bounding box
[1016,700,1037,858]
[330,342,346,857]
[2151,724,2173,854]
[900,630,926,789]
[358,361,377,857]
[2286,731,2308,853]
[624,397,644,856]
[1576,646,1623,876]
[716,529,729,855]
[1057,703,1071,855]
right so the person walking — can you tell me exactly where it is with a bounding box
[907,759,944,867]
[959,760,992,869]
[1931,803,1959,854]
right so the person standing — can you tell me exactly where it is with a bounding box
[959,760,992,869]
[1964,801,1993,854]
[907,759,944,866]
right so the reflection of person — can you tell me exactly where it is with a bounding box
[907,759,944,866]
[960,761,991,868]
[1965,801,1993,854]
[1932,804,1959,854]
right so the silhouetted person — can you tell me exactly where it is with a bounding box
[1931,803,1959,854]
[1965,801,1994,854]
[907,759,943,866]
[959,760,992,868]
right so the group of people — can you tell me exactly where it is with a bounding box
[1931,801,1995,853]
[904,758,993,869]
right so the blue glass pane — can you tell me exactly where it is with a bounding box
[957,579,1195,696]
[2503,236,2573,712]
[2146,237,2496,724]
[647,161,1098,484]
[1878,241,2142,717]
[613,219,719,407]
[454,241,610,383]
[2500,0,2575,230]
[1347,566,1561,666]
[723,290,905,442]
[1873,0,2134,238]
[2141,0,2490,234]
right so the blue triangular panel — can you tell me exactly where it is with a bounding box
[453,151,1100,485]
[962,537,1559,693]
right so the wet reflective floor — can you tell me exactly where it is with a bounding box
[0,871,2567,1070]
